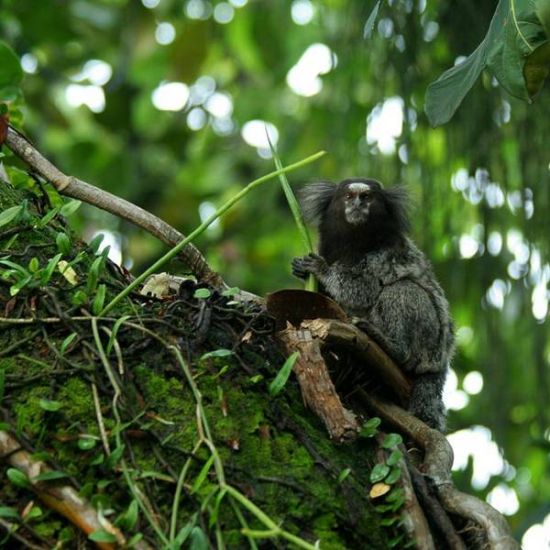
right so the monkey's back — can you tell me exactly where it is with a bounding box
[325,237,454,375]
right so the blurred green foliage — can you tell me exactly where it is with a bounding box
[1,0,549,543]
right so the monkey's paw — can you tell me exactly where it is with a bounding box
[291,253,328,279]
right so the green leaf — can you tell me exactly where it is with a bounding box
[338,467,351,483]
[32,470,68,482]
[200,349,233,360]
[208,488,227,528]
[127,533,144,548]
[268,351,299,396]
[38,399,63,412]
[369,463,390,483]
[386,487,406,504]
[87,255,105,293]
[359,416,381,438]
[77,437,98,451]
[425,0,509,126]
[25,505,43,520]
[363,0,381,39]
[193,288,211,299]
[173,514,198,548]
[106,315,131,355]
[72,290,88,306]
[386,449,403,467]
[37,207,60,228]
[56,232,72,255]
[0,42,23,89]
[60,332,78,355]
[28,257,39,273]
[59,199,82,217]
[488,4,548,100]
[0,506,19,520]
[382,433,403,449]
[221,286,240,296]
[0,205,22,228]
[191,455,215,494]
[88,530,117,543]
[7,468,31,488]
[189,526,209,550]
[10,274,32,295]
[523,42,550,97]
[380,516,399,527]
[89,233,105,254]
[385,466,402,485]
[0,259,30,276]
[40,253,63,285]
[115,499,139,530]
[92,284,106,315]
[106,444,125,469]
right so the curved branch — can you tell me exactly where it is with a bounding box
[358,393,520,550]
[4,126,224,288]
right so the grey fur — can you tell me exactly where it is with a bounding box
[292,179,454,431]
[298,181,337,225]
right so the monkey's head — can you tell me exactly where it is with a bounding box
[300,178,410,235]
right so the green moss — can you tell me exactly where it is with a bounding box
[56,377,96,421]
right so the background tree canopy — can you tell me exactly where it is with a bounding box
[1,0,549,546]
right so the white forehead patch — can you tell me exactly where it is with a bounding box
[348,182,371,192]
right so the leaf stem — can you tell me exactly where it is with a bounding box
[100,151,325,315]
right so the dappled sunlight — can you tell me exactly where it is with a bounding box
[366,97,404,155]
[447,426,507,490]
[522,514,550,549]
[151,81,190,111]
[286,43,337,97]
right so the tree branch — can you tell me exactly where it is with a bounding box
[4,125,224,287]
[358,392,520,550]
[0,429,151,550]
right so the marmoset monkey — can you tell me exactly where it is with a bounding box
[292,178,454,431]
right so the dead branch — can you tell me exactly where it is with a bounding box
[301,318,411,405]
[4,125,224,288]
[277,323,360,442]
[0,429,151,550]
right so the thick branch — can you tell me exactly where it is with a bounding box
[4,126,224,287]
[301,318,411,405]
[358,393,520,550]
[277,324,360,442]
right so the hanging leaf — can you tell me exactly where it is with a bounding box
[363,1,382,39]
[425,0,509,126]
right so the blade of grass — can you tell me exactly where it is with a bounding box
[265,131,317,292]
[100,150,325,315]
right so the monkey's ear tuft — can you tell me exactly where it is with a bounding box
[382,185,412,233]
[298,181,337,224]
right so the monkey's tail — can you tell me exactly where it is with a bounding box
[408,371,447,432]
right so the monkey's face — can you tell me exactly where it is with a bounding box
[339,179,382,226]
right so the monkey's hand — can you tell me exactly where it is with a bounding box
[292,253,328,280]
